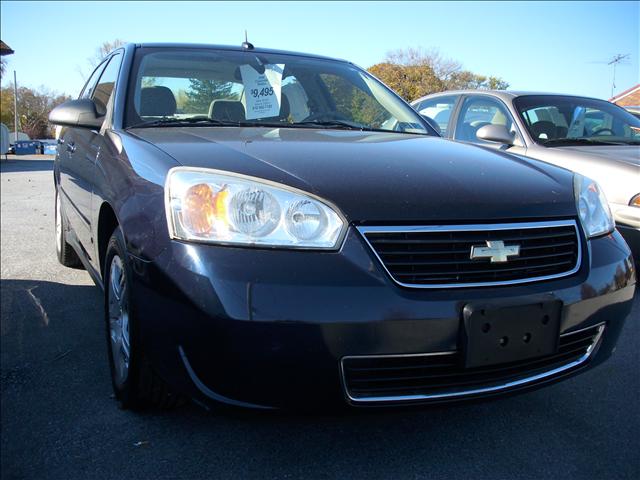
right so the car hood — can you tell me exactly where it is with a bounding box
[555,145,639,168]
[525,144,639,206]
[130,127,576,223]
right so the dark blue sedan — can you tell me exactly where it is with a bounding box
[49,43,635,410]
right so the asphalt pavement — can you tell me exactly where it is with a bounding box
[1,155,639,480]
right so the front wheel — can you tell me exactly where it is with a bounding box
[104,227,183,410]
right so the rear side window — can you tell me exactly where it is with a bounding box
[92,53,123,116]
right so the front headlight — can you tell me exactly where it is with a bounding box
[165,167,346,249]
[574,174,614,238]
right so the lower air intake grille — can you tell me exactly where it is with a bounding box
[342,323,604,404]
[359,220,581,288]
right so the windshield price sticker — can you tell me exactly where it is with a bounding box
[240,64,284,120]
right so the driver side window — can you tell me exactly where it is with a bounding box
[79,61,108,100]
[414,96,458,136]
[91,53,123,116]
[455,96,516,144]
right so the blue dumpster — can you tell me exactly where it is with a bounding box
[15,140,39,155]
[43,144,57,155]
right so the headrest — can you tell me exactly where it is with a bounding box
[140,86,177,117]
[209,100,246,122]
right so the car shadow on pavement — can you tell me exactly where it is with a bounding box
[1,277,637,479]
[0,278,102,386]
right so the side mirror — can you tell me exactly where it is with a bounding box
[420,114,441,135]
[49,99,104,130]
[476,124,514,145]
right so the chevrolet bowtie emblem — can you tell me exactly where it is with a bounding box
[470,240,520,263]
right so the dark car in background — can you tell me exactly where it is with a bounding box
[411,91,640,261]
[49,43,635,411]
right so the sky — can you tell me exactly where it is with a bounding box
[1,1,638,100]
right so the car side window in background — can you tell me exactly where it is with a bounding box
[515,96,640,144]
[455,96,516,144]
[91,53,123,116]
[521,105,569,140]
[414,96,457,136]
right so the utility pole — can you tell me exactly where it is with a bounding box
[608,54,630,98]
[13,70,18,143]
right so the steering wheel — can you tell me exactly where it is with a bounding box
[591,127,615,136]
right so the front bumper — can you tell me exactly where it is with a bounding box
[129,227,636,409]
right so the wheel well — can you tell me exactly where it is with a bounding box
[97,203,119,276]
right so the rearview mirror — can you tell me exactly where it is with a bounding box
[476,124,514,145]
[49,99,104,130]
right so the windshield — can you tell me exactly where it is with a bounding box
[125,47,432,135]
[514,95,640,146]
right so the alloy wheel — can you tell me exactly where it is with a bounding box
[108,255,130,387]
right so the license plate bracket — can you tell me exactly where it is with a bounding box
[462,301,562,368]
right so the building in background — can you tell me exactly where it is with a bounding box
[1,40,14,78]
[610,84,640,107]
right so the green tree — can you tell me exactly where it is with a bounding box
[368,62,445,101]
[369,47,509,101]
[320,74,388,126]
[185,79,235,114]
[0,84,70,138]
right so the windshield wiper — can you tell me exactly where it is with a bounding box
[294,119,368,130]
[127,117,241,129]
[542,137,629,147]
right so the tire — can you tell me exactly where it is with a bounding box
[104,226,183,410]
[55,188,82,268]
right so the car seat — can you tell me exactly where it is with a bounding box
[140,87,177,117]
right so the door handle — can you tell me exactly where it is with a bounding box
[66,142,76,153]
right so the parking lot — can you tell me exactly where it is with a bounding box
[1,155,638,480]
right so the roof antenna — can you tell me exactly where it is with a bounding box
[242,30,254,50]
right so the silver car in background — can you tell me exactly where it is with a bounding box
[411,91,640,259]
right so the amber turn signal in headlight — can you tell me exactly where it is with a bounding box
[165,167,346,249]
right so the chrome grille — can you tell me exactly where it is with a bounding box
[358,220,582,288]
[342,323,604,404]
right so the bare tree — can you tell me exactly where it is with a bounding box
[88,39,127,68]
[385,47,463,85]
[377,46,509,99]
[77,39,127,81]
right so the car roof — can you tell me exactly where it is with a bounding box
[411,90,608,104]
[124,42,350,64]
